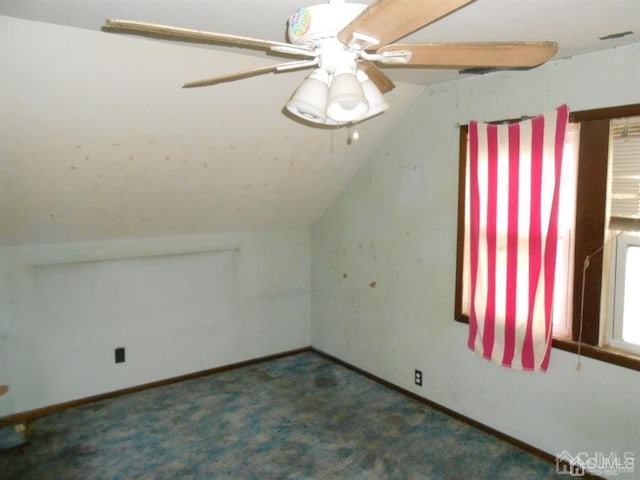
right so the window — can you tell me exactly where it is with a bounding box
[609,234,640,353]
[603,116,640,355]
[455,104,640,371]
[547,123,579,339]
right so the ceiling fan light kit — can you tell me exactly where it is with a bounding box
[102,0,559,129]
[286,67,389,125]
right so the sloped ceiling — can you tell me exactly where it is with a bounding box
[1,0,639,245]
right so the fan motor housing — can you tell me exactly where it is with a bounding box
[288,3,367,46]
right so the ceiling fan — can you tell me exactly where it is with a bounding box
[102,0,558,127]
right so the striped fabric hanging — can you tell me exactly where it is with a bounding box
[466,105,569,371]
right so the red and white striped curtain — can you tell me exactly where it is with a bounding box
[466,105,569,371]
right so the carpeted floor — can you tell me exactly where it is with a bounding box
[0,351,559,479]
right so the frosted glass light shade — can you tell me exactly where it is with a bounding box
[326,66,368,122]
[286,69,330,123]
[358,70,389,120]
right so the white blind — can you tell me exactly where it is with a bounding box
[610,117,640,231]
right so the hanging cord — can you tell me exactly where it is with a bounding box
[575,232,620,371]
[575,256,590,371]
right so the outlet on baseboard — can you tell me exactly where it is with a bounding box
[115,347,125,364]
[414,369,422,386]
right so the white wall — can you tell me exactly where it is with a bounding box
[312,43,640,478]
[0,230,310,416]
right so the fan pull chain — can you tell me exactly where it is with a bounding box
[347,124,360,145]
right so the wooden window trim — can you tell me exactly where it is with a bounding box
[454,104,640,372]
[454,123,469,324]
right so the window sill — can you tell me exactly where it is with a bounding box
[552,338,640,372]
[455,314,640,372]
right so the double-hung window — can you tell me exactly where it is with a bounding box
[604,116,640,355]
[455,104,640,370]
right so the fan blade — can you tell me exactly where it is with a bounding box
[103,19,314,56]
[357,60,395,93]
[338,0,475,48]
[182,60,317,88]
[377,42,558,68]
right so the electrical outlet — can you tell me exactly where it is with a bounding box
[414,369,422,386]
[115,347,125,364]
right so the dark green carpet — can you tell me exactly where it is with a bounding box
[0,352,558,479]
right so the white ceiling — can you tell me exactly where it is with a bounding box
[1,1,639,245]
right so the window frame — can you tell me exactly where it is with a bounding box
[454,104,640,372]
[609,233,640,354]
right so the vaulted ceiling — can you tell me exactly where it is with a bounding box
[2,0,639,245]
